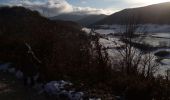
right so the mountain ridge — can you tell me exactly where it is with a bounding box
[51,13,107,26]
[96,2,170,25]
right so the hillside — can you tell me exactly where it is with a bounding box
[0,6,89,81]
[50,13,107,26]
[0,7,82,35]
[77,14,107,26]
[96,2,170,25]
[50,14,85,22]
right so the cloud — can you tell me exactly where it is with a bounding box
[8,0,113,17]
[80,0,87,4]
[123,0,170,8]
[73,7,113,15]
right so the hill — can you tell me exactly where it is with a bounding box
[0,7,81,35]
[0,6,89,82]
[50,14,85,22]
[96,2,170,25]
[77,14,107,26]
[50,13,107,26]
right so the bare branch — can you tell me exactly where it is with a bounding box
[25,43,42,64]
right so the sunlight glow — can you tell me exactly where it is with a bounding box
[138,0,170,5]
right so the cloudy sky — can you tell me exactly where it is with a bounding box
[0,0,170,16]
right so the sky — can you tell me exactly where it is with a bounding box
[0,0,170,16]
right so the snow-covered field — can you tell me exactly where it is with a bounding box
[144,37,170,47]
[95,29,115,34]
[152,33,170,38]
[83,24,170,76]
[97,24,170,33]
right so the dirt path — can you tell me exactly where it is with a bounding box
[0,72,47,100]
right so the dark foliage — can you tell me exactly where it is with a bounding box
[0,6,111,84]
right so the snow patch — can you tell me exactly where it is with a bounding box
[44,81,72,95]
[44,81,84,99]
[95,29,114,35]
[82,28,91,34]
[97,24,170,33]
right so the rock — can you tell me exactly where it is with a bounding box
[15,70,24,79]
[44,80,73,95]
[44,81,61,95]
[69,91,84,100]
[44,81,85,100]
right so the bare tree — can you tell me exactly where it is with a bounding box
[140,53,159,78]
[114,16,159,77]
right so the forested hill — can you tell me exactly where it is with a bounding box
[51,13,107,26]
[0,6,82,35]
[0,6,89,82]
[96,2,170,25]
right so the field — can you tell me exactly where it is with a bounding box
[85,25,170,76]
